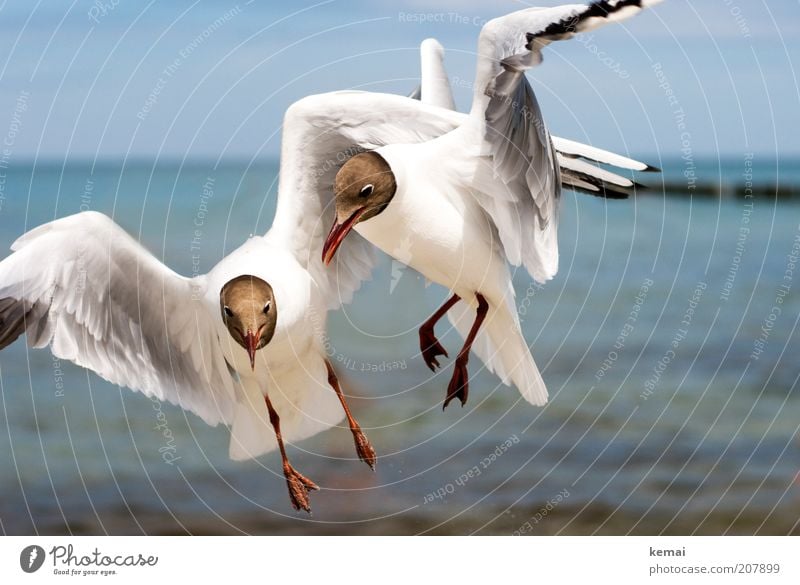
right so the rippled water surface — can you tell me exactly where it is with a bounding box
[0,159,797,535]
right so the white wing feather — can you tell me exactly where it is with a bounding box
[552,136,658,172]
[269,91,463,309]
[413,39,655,198]
[444,0,661,282]
[0,211,238,425]
[419,38,456,111]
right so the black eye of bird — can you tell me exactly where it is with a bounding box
[223,305,233,318]
[359,184,374,197]
[263,301,271,314]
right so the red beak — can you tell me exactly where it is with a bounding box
[322,208,366,265]
[245,330,259,371]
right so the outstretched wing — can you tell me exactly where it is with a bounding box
[269,91,463,309]
[0,211,238,425]
[449,0,661,282]
[410,36,657,199]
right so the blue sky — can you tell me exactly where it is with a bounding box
[0,0,797,162]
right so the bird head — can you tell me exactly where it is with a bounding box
[219,275,277,370]
[322,151,396,265]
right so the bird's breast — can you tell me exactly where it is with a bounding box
[354,183,505,296]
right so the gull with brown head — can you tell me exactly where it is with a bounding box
[323,1,662,410]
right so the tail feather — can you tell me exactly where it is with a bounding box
[553,139,659,199]
[446,299,548,406]
[228,359,345,462]
[229,394,273,462]
[552,136,659,172]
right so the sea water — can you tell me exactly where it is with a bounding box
[0,158,797,535]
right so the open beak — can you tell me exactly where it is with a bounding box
[322,208,366,265]
[245,330,259,371]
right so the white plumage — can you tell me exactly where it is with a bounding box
[0,211,340,458]
[325,1,662,408]
[419,38,457,111]
[0,43,465,462]
[0,38,512,510]
[0,17,660,508]
[269,91,464,309]
[413,36,656,198]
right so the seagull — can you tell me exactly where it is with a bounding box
[0,211,379,512]
[0,46,473,513]
[322,1,661,409]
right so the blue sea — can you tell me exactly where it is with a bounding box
[0,157,797,535]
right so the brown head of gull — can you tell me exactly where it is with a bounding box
[219,275,277,370]
[322,151,397,265]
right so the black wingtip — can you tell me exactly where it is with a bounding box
[643,164,661,173]
[0,297,32,350]
[599,181,649,198]
[600,189,631,200]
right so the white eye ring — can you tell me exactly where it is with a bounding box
[360,184,374,197]
[263,301,271,314]
[223,305,233,318]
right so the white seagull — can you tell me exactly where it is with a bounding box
[0,211,377,512]
[0,47,475,512]
[322,1,661,409]
[0,35,654,511]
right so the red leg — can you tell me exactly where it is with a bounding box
[326,360,376,470]
[444,293,489,410]
[419,293,460,371]
[264,393,318,512]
